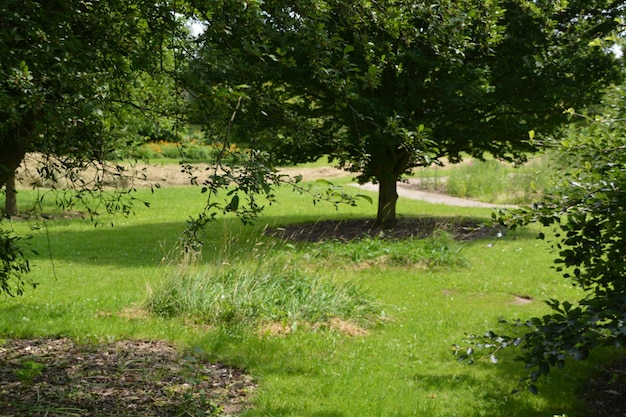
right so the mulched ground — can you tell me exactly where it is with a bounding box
[0,338,255,417]
[266,216,504,242]
[582,358,626,417]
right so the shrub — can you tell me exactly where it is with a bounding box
[0,228,34,296]
[456,87,626,393]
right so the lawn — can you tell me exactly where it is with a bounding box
[0,170,614,416]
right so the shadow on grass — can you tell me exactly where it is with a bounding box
[20,211,539,268]
[442,344,605,417]
[23,221,194,268]
[407,360,587,417]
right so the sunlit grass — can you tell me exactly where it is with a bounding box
[305,231,467,269]
[0,173,609,417]
[145,260,380,326]
[412,153,558,204]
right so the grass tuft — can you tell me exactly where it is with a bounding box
[414,155,558,204]
[145,259,380,328]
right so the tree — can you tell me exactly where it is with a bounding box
[455,83,626,393]
[0,0,186,295]
[186,0,623,227]
[0,0,186,188]
[4,173,17,216]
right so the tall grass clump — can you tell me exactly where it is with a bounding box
[145,259,380,327]
[308,231,467,269]
[445,158,555,204]
[446,159,506,200]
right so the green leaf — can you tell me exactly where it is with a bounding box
[355,194,373,204]
[227,195,240,211]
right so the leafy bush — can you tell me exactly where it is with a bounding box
[122,137,248,163]
[0,228,34,296]
[456,87,626,393]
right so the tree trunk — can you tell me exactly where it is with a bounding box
[0,146,26,190]
[375,173,398,228]
[4,172,18,216]
[0,112,35,189]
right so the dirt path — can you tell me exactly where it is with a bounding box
[352,180,516,208]
[279,166,515,208]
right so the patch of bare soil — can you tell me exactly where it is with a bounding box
[0,338,255,417]
[266,216,504,243]
[258,318,369,338]
[582,359,626,417]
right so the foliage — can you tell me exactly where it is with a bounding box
[177,352,224,417]
[178,140,370,254]
[120,138,244,162]
[185,0,623,227]
[456,85,626,393]
[0,0,186,295]
[0,0,183,180]
[0,228,34,297]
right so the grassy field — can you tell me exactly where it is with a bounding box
[0,166,613,416]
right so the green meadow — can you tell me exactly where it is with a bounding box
[0,161,612,416]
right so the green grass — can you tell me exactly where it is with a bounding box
[412,154,558,204]
[306,231,467,268]
[0,179,612,417]
[145,259,380,327]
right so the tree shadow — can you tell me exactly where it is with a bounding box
[20,211,539,268]
[23,220,188,268]
[433,347,604,416]
[260,213,543,247]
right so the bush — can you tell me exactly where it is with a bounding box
[456,87,626,393]
[121,137,248,163]
[0,227,34,296]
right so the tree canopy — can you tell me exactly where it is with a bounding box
[0,0,184,295]
[2,0,624,294]
[0,0,181,189]
[187,0,623,227]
